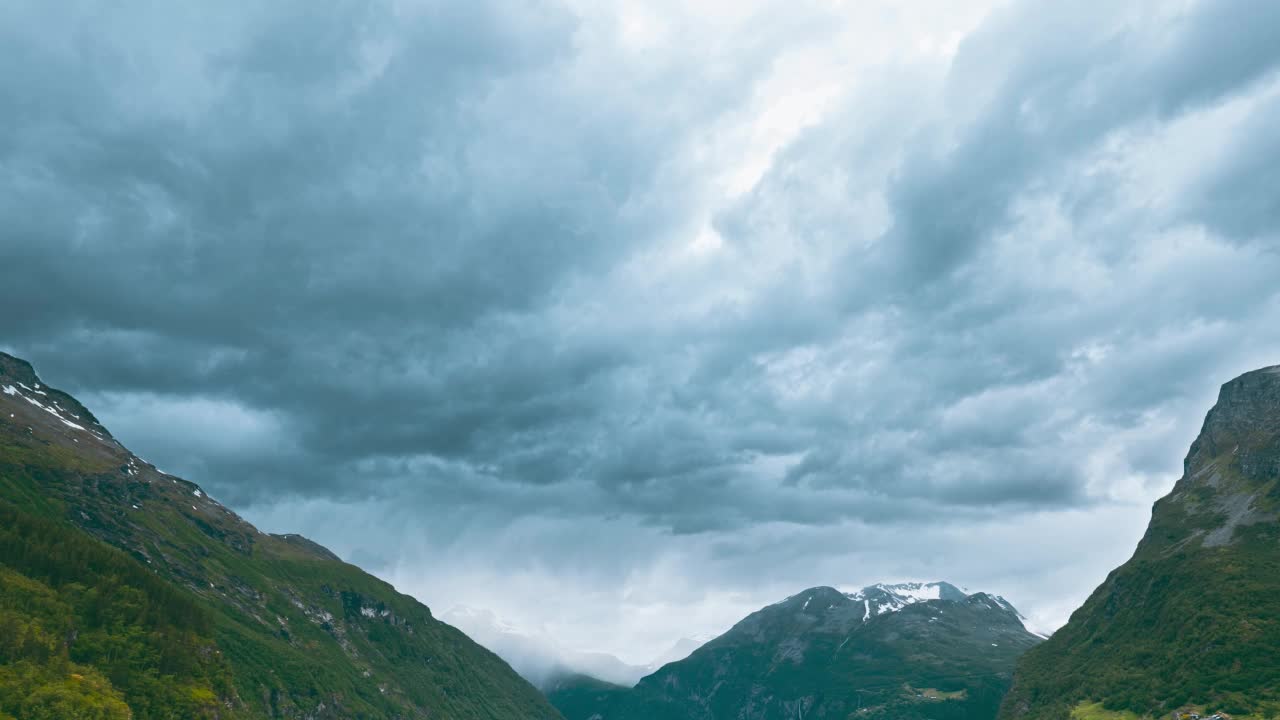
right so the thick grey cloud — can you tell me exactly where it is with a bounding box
[3,0,1280,660]
[876,0,1280,284]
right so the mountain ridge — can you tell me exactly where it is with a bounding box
[0,351,563,719]
[999,364,1280,720]
[551,579,1042,720]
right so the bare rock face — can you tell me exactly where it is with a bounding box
[1155,365,1280,552]
[1185,364,1280,484]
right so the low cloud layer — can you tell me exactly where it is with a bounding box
[3,0,1279,662]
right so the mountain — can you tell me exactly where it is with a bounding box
[442,606,651,689]
[0,352,562,720]
[541,636,710,717]
[645,636,709,672]
[1000,365,1280,720]
[551,581,1042,720]
[544,674,633,720]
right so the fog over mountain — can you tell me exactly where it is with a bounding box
[3,0,1280,662]
[441,606,650,688]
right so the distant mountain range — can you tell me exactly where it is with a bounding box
[550,581,1043,720]
[0,352,560,719]
[6,348,1278,720]
[442,605,707,688]
[1000,365,1280,720]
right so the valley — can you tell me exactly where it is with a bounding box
[2,355,1277,719]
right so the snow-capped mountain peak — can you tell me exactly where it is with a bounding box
[841,581,968,618]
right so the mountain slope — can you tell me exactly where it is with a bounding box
[555,581,1041,720]
[646,637,707,670]
[544,674,632,720]
[0,352,562,720]
[1000,366,1280,720]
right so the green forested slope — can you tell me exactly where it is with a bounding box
[1000,366,1280,720]
[0,501,232,719]
[544,673,632,720]
[0,352,561,720]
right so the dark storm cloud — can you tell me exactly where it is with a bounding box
[4,0,1280,651]
[0,0,702,482]
[0,0,589,342]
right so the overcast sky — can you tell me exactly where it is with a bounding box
[3,0,1280,664]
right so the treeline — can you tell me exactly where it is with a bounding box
[0,501,236,719]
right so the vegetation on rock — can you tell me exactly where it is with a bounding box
[1000,367,1280,720]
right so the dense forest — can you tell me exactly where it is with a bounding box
[0,501,232,719]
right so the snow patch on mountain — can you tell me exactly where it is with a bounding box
[842,581,961,618]
[2,383,103,439]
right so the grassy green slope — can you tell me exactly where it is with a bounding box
[0,352,561,720]
[999,366,1280,720]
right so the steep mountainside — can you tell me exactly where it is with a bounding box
[0,352,562,720]
[554,581,1041,720]
[1000,366,1280,720]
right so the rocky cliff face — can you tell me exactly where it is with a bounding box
[1000,365,1280,720]
[0,352,562,720]
[1169,366,1280,548]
